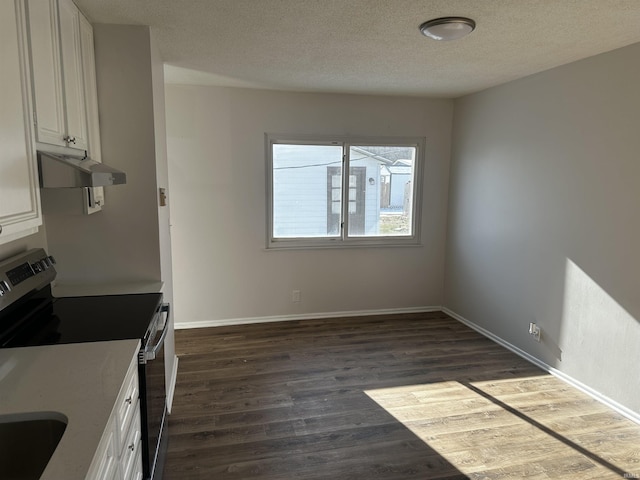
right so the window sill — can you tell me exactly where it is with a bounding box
[265,238,423,250]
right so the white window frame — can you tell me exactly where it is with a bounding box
[266,133,425,249]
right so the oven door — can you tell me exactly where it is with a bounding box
[140,303,169,480]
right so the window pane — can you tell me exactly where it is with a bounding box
[348,145,416,237]
[272,144,343,238]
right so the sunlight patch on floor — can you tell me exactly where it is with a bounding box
[365,375,640,479]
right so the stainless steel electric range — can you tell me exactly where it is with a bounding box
[0,248,169,480]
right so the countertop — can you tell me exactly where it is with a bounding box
[0,339,140,480]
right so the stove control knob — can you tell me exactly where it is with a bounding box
[0,280,10,295]
[48,255,57,265]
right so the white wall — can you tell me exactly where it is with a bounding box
[42,25,162,285]
[0,228,48,263]
[445,42,640,414]
[150,31,177,402]
[166,86,452,324]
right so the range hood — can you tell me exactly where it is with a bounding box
[38,151,127,188]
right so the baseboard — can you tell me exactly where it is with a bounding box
[442,307,640,425]
[174,306,441,330]
[166,355,179,414]
[442,307,548,371]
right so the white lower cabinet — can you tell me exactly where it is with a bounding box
[132,448,144,480]
[87,352,142,480]
[86,417,119,480]
[120,405,143,480]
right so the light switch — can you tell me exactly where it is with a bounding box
[159,188,167,207]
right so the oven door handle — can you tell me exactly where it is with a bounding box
[142,303,170,363]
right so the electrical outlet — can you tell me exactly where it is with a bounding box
[292,290,301,303]
[528,322,541,342]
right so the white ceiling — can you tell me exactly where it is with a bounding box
[75,0,640,98]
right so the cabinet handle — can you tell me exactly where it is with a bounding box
[125,395,133,405]
[64,135,76,144]
[128,443,135,452]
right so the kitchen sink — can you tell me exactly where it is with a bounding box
[0,412,67,479]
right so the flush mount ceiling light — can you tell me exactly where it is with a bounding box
[419,17,476,41]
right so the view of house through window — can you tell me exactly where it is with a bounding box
[348,145,416,237]
[269,136,422,247]
[272,144,343,238]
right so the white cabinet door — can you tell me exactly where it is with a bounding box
[79,12,100,160]
[26,0,66,147]
[57,0,88,150]
[0,0,42,244]
[27,0,89,151]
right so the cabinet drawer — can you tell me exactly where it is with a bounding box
[120,402,141,480]
[116,358,139,450]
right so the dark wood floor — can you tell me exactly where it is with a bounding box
[164,312,640,479]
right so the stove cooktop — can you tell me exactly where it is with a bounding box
[0,248,163,348]
[5,292,163,347]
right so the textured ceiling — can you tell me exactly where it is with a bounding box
[75,0,640,98]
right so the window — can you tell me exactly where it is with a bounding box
[267,134,424,248]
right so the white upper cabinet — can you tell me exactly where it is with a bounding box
[26,0,66,147]
[57,0,88,150]
[27,0,89,151]
[0,0,42,244]
[79,12,101,160]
